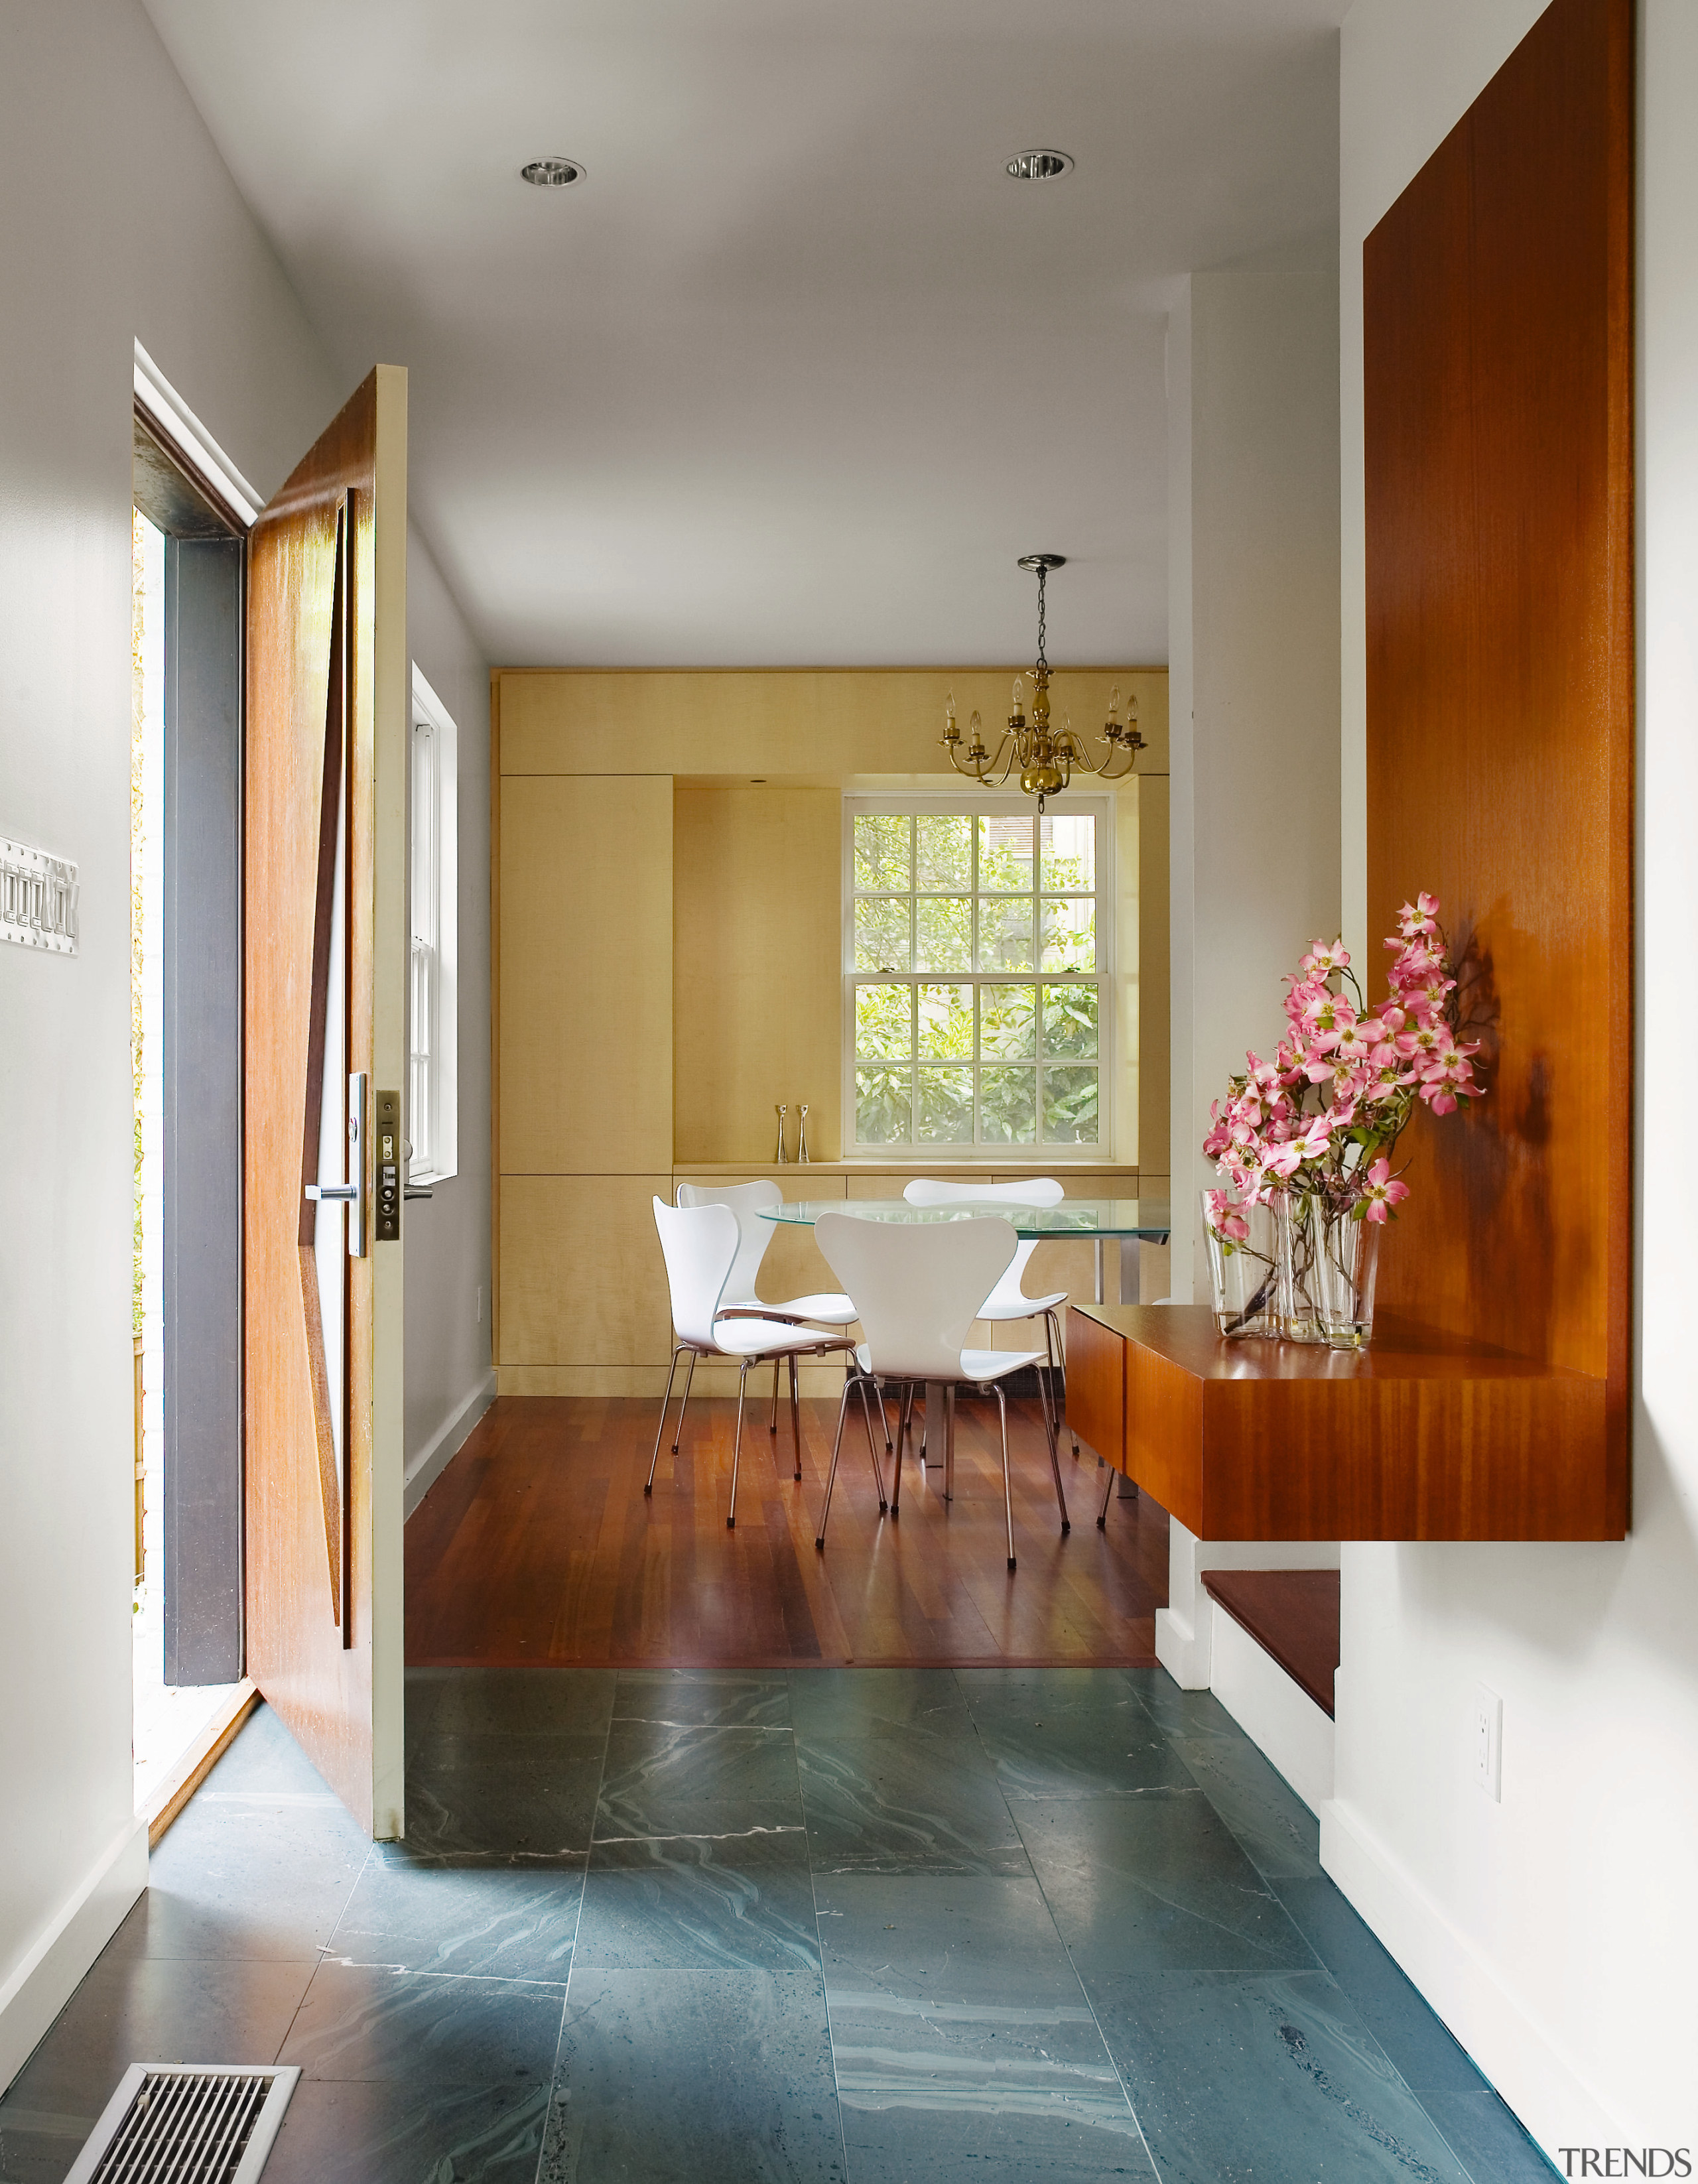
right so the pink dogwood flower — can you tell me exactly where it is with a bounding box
[1360,1157,1410,1223]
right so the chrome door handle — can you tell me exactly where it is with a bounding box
[303,1074,368,1256]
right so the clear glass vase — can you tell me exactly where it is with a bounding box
[1275,1190,1381,1348]
[1201,1189,1280,1338]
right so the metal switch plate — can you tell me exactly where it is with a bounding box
[375,1089,402,1242]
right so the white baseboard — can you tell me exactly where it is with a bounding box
[1208,1606,1335,1814]
[0,1813,148,2094]
[1320,1796,1626,2166]
[404,1372,497,1519]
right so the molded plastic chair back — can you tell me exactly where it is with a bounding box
[677,1178,780,1303]
[901,1176,1063,1293]
[901,1177,1065,1208]
[816,1211,1016,1382]
[653,1197,739,1350]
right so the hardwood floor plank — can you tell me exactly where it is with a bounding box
[406,1397,1165,1669]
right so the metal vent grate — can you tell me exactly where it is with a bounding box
[64,2065,300,2184]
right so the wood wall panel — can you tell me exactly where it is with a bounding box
[673,787,842,1163]
[497,777,673,1175]
[1364,0,1632,1524]
[499,667,1169,780]
[497,1175,675,1368]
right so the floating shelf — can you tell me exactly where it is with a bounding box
[1067,1303,1617,1543]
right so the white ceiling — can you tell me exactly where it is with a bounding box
[143,0,1343,667]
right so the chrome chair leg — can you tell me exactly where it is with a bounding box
[728,1362,750,1529]
[647,1344,685,1493]
[671,1350,697,1452]
[816,1376,856,1549]
[1045,1309,1078,1458]
[789,1352,803,1480]
[770,1359,781,1434]
[994,1382,1016,1570]
[891,1383,913,1515]
[945,1383,955,1503]
[1041,1368,1070,1534]
[855,1376,888,1509]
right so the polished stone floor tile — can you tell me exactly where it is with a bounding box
[613,1667,793,1729]
[401,1732,606,1864]
[105,1713,370,1962]
[787,1668,978,1746]
[815,1872,1098,2007]
[1090,1966,1476,2184]
[541,1967,844,2183]
[426,1666,617,1739]
[0,2096,85,2184]
[1419,2088,1563,2181]
[327,1858,583,1980]
[818,1875,1151,2182]
[953,1666,1146,1724]
[837,2098,1155,2183]
[1012,1790,1317,1977]
[597,1719,803,1844]
[797,1738,1031,1876]
[279,1960,564,2084]
[3,1955,318,2112]
[574,1856,822,1972]
[972,1710,1199,1800]
[261,2076,549,2184]
[1125,1673,1323,1882]
[1274,1878,1488,2095]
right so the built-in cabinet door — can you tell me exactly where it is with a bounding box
[243,368,409,1837]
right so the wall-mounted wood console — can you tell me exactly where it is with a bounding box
[1098,0,1633,1547]
[1068,1303,1618,1543]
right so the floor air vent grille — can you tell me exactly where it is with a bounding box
[64,2064,300,2184]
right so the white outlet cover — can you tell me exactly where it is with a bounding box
[1473,1682,1503,1801]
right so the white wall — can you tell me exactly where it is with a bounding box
[0,0,489,2090]
[1167,243,1343,1302]
[0,0,339,2088]
[1329,0,1698,2159]
[403,537,493,1511]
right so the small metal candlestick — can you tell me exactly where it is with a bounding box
[773,1103,789,1164]
[797,1104,811,1164]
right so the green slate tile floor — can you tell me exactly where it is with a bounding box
[0,1665,1557,2184]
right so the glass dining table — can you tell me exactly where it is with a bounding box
[758,1194,1171,1495]
[758,1195,1173,1305]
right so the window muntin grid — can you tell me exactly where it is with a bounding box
[846,803,1107,1151]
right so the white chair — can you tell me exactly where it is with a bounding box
[649,1198,879,1529]
[673,1180,860,1460]
[902,1177,1077,1460]
[814,1211,1069,1570]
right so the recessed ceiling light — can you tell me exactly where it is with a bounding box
[520,157,585,188]
[1006,149,1074,182]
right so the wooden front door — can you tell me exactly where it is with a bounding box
[244,368,409,1836]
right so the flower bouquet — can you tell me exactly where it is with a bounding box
[1201,893,1485,1346]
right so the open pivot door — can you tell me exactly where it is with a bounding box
[244,369,407,1836]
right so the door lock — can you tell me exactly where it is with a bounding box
[374,1088,402,1242]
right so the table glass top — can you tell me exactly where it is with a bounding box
[757,1196,1173,1240]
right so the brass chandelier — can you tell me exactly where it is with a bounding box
[940,554,1143,813]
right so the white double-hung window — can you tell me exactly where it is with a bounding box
[844,795,1110,1154]
[409,666,458,1185]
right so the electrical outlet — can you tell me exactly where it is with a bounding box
[1472,1683,1502,1801]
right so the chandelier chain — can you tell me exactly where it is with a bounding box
[1035,564,1049,674]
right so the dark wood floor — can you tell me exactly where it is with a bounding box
[407,1393,1167,1669]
